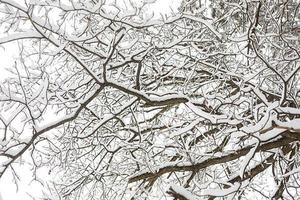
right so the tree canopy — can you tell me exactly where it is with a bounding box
[0,0,300,199]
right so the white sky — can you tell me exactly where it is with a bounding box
[0,0,181,199]
[0,43,16,81]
